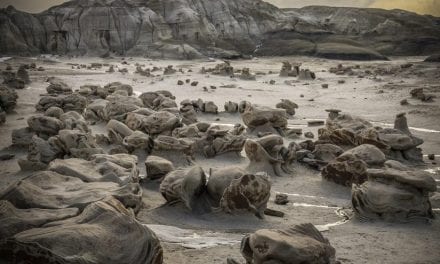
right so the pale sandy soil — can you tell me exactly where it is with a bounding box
[0,55,439,264]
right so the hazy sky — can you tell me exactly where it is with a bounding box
[0,0,439,16]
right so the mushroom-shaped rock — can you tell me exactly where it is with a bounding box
[0,198,163,264]
[352,166,437,222]
[241,223,336,264]
[325,109,342,120]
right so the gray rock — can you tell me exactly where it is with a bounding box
[340,144,386,166]
[0,198,162,264]
[203,101,218,114]
[46,79,72,94]
[352,167,437,222]
[239,101,287,131]
[145,156,175,180]
[241,223,336,264]
[0,84,18,112]
[48,155,139,185]
[275,99,298,116]
[312,143,344,163]
[0,200,79,239]
[322,154,368,186]
[44,106,64,118]
[27,115,64,138]
[11,127,34,147]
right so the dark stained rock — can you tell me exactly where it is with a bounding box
[322,154,368,186]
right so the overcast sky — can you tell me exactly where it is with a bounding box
[0,0,439,16]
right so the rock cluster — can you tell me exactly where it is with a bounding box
[160,166,271,218]
[318,111,424,165]
[1,65,30,89]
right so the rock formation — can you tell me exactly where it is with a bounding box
[240,223,336,264]
[319,111,424,164]
[0,198,163,264]
[159,165,271,218]
[352,161,437,222]
[1,1,439,59]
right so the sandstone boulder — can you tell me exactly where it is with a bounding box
[145,156,175,180]
[240,223,336,264]
[352,165,436,222]
[0,198,163,264]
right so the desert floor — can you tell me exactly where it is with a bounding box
[1,55,439,263]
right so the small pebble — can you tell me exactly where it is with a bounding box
[275,194,289,205]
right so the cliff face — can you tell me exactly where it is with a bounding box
[0,1,439,59]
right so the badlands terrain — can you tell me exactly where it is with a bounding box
[0,54,439,263]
